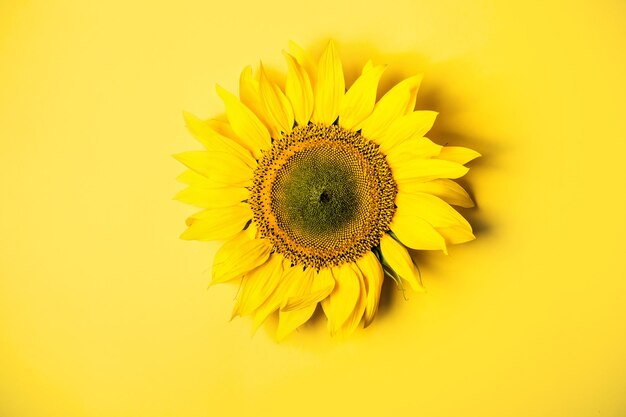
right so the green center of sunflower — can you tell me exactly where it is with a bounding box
[250,124,397,269]
[275,147,360,236]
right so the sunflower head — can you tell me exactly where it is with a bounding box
[250,123,397,270]
[175,41,480,339]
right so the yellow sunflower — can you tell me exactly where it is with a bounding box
[175,41,479,339]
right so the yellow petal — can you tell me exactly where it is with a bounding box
[436,225,476,245]
[282,267,335,312]
[339,265,367,335]
[338,62,386,130]
[400,74,423,114]
[176,168,246,190]
[174,185,248,209]
[176,169,212,187]
[398,179,474,208]
[385,136,443,167]
[206,118,239,142]
[355,251,384,327]
[288,40,316,85]
[181,204,251,241]
[251,261,302,328]
[173,151,252,186]
[379,234,424,291]
[233,254,284,317]
[375,110,438,153]
[437,146,482,165]
[321,263,360,335]
[239,66,279,139]
[275,267,317,339]
[182,111,256,167]
[276,267,316,307]
[277,304,317,341]
[258,64,294,134]
[390,216,447,253]
[360,74,423,141]
[212,232,272,284]
[283,52,314,126]
[392,158,469,184]
[361,60,374,74]
[216,85,271,159]
[395,192,471,229]
[239,66,261,109]
[312,41,345,125]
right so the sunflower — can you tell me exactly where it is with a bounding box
[175,41,479,339]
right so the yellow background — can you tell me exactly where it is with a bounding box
[1,0,626,416]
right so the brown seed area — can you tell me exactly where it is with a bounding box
[249,124,397,269]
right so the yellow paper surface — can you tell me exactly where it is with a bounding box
[1,1,625,416]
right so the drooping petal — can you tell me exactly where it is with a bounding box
[312,41,345,125]
[359,74,423,141]
[173,151,252,186]
[374,110,438,153]
[212,231,272,284]
[181,204,251,242]
[390,215,447,253]
[379,234,424,291]
[339,265,367,335]
[283,51,314,126]
[258,64,294,134]
[437,146,482,165]
[356,251,384,327]
[392,158,469,184]
[338,61,386,130]
[398,178,474,208]
[182,111,256,167]
[232,254,284,317]
[174,185,248,209]
[321,263,361,335]
[216,85,271,158]
[282,267,335,311]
